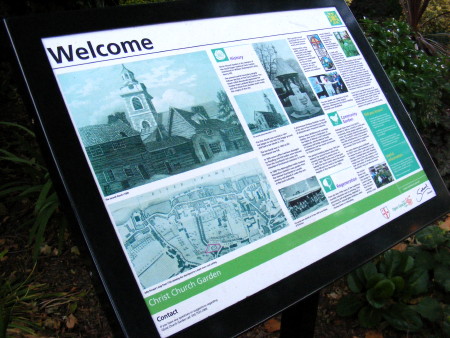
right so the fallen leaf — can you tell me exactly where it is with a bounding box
[7,328,23,335]
[392,243,407,251]
[327,292,342,300]
[264,318,281,333]
[40,244,52,255]
[438,215,450,231]
[52,248,59,256]
[44,317,61,329]
[71,246,80,255]
[365,331,383,338]
[66,313,78,329]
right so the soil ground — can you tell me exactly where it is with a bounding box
[2,217,431,338]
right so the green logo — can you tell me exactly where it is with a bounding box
[320,176,336,193]
[325,11,342,26]
[328,112,342,126]
[212,48,229,62]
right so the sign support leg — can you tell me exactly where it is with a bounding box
[280,291,320,337]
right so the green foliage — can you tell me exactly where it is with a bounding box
[337,224,450,334]
[420,0,450,34]
[361,18,449,130]
[0,266,85,337]
[399,0,449,56]
[0,122,64,261]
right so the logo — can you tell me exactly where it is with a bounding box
[325,11,342,26]
[327,112,342,126]
[211,48,229,62]
[405,195,413,206]
[380,206,390,219]
[320,176,336,193]
[392,195,414,212]
[416,183,432,202]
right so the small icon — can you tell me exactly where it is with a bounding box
[325,11,342,26]
[380,206,390,219]
[212,48,229,62]
[320,176,336,192]
[405,195,413,206]
[328,112,342,126]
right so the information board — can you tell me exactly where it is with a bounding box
[4,0,449,337]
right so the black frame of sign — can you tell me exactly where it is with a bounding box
[3,0,449,337]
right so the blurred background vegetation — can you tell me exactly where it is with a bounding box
[0,0,448,336]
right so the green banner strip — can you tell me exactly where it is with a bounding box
[146,171,427,314]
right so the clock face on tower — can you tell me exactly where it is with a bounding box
[119,65,157,136]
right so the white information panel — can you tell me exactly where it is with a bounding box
[42,7,436,336]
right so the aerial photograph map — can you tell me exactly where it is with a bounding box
[110,159,288,289]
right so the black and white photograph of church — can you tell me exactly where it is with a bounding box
[234,89,290,135]
[57,51,252,196]
[253,40,324,124]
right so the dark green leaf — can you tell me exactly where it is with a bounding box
[434,265,450,292]
[383,304,423,332]
[358,306,382,328]
[435,247,450,266]
[406,268,429,296]
[414,250,436,270]
[34,179,53,214]
[416,226,447,249]
[390,276,405,293]
[347,271,364,293]
[31,203,59,261]
[411,297,442,322]
[366,288,389,309]
[443,305,450,337]
[367,273,386,289]
[361,262,378,283]
[374,279,396,299]
[382,250,412,277]
[401,255,415,274]
[336,294,364,317]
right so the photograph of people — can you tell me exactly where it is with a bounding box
[308,72,348,99]
[369,162,394,188]
[279,176,329,220]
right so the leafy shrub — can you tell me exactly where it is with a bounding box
[337,224,449,334]
[0,122,64,261]
[361,18,449,130]
[411,0,450,35]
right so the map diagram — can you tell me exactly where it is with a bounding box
[111,159,288,289]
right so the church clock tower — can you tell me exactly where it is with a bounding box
[119,65,158,139]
